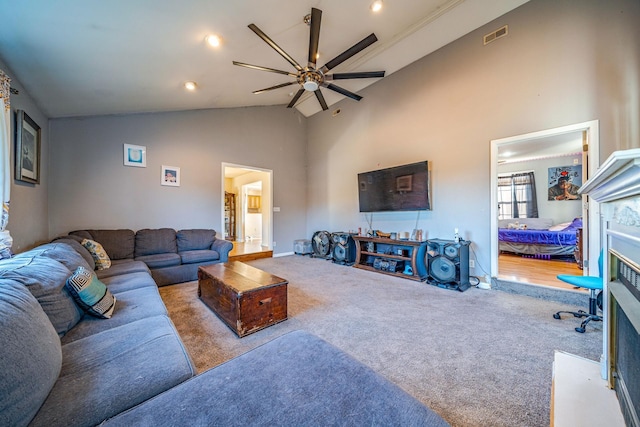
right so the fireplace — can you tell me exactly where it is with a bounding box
[577,148,640,426]
[609,251,640,427]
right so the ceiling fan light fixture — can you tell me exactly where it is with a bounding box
[205,34,222,48]
[370,0,383,13]
[302,74,320,91]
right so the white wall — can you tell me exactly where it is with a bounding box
[49,106,306,255]
[0,58,49,252]
[306,0,640,274]
[498,154,583,225]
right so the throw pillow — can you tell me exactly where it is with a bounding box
[65,266,116,318]
[81,238,112,270]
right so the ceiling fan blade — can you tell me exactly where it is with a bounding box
[314,89,328,110]
[232,61,298,77]
[308,8,322,68]
[248,24,303,71]
[320,33,378,73]
[325,83,363,101]
[328,71,385,80]
[253,81,297,94]
[287,88,305,108]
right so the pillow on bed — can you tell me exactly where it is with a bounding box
[549,222,572,231]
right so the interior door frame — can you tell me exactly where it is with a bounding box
[221,162,273,249]
[490,120,600,280]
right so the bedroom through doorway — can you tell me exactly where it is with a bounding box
[490,121,600,291]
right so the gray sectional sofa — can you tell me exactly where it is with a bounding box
[67,228,233,286]
[0,239,449,426]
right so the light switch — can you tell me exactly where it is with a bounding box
[273,207,281,212]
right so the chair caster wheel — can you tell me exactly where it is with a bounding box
[575,327,585,333]
[553,313,561,319]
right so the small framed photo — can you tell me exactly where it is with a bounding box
[123,144,146,167]
[15,110,41,184]
[161,165,180,187]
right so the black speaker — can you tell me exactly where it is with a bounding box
[331,232,356,265]
[426,239,471,292]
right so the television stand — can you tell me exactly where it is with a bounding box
[352,236,428,281]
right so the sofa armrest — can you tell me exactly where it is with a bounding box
[211,239,233,262]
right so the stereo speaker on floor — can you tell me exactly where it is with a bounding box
[331,232,357,266]
[426,239,471,292]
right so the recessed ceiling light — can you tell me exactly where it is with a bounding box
[205,34,221,48]
[184,81,197,91]
[370,0,383,13]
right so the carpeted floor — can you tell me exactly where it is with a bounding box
[159,255,602,427]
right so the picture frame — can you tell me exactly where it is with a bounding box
[123,143,147,167]
[161,165,180,187]
[15,110,41,184]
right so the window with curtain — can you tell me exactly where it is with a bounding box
[497,171,539,220]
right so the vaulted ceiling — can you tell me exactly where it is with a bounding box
[0,0,528,118]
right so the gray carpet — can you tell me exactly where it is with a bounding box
[159,255,602,427]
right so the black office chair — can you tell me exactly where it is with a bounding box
[553,251,603,333]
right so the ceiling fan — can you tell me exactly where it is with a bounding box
[233,8,385,111]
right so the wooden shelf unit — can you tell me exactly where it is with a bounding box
[352,236,428,281]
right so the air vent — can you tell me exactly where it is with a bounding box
[484,25,508,45]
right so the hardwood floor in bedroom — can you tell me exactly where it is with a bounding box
[498,253,588,292]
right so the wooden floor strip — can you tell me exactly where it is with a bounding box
[498,253,587,291]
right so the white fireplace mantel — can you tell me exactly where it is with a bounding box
[579,147,640,379]
[580,148,640,204]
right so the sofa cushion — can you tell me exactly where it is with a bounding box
[50,237,96,270]
[135,228,177,257]
[60,285,167,344]
[0,280,62,427]
[179,249,220,264]
[31,316,195,427]
[135,252,181,269]
[70,229,135,260]
[0,255,84,336]
[95,260,150,280]
[16,242,91,272]
[101,271,157,294]
[66,266,116,319]
[102,330,448,427]
[176,229,216,251]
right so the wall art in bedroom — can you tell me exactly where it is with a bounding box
[548,165,582,201]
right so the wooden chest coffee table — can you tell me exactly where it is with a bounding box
[198,262,288,337]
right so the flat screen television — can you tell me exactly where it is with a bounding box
[358,161,431,212]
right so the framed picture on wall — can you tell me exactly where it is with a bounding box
[123,144,147,167]
[161,165,180,187]
[548,165,582,201]
[15,110,41,184]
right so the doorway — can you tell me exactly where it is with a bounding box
[222,163,273,254]
[490,121,601,288]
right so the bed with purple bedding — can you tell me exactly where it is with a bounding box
[498,217,582,256]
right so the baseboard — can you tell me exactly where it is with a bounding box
[274,252,294,258]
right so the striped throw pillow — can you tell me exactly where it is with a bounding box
[66,266,116,319]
